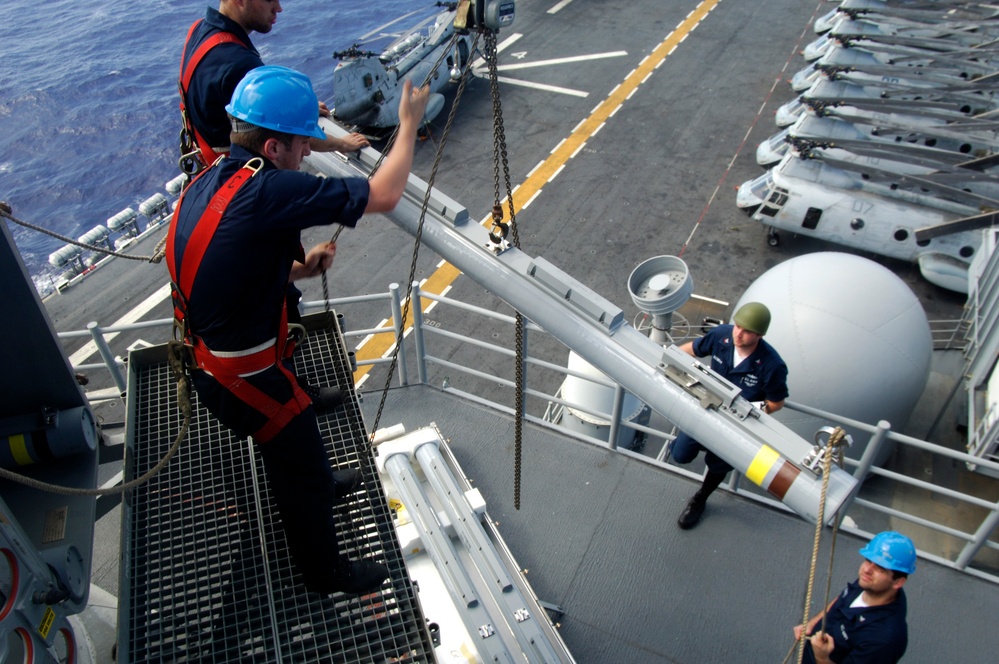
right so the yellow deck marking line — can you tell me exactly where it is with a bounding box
[351,0,722,384]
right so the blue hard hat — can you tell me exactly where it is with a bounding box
[859,531,917,575]
[225,65,326,140]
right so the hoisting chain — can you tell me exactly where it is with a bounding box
[482,29,526,511]
[785,426,849,664]
[315,223,347,344]
[365,31,482,444]
[0,200,167,265]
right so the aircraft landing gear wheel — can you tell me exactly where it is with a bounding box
[767,229,780,247]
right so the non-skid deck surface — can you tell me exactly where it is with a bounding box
[367,384,999,664]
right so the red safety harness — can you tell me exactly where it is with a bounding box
[178,20,249,173]
[166,158,312,443]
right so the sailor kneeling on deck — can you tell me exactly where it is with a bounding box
[669,302,789,529]
[167,65,430,594]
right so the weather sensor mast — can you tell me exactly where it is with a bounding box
[628,256,694,345]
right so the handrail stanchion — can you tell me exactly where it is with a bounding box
[835,420,892,520]
[853,421,890,483]
[87,321,127,394]
[411,282,428,385]
[389,282,408,386]
[608,383,624,451]
[955,503,999,569]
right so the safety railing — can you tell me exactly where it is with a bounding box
[969,402,999,460]
[931,317,967,351]
[59,282,999,583]
[398,286,999,584]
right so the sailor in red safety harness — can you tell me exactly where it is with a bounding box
[178,0,368,174]
[167,65,429,595]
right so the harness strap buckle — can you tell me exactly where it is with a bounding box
[243,157,265,176]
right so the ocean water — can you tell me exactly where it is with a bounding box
[0,0,418,291]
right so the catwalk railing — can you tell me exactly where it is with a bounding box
[61,282,999,583]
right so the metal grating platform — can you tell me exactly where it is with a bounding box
[119,312,434,663]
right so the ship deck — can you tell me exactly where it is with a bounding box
[35,0,999,661]
[366,383,998,663]
[83,319,999,664]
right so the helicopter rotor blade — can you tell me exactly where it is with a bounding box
[915,209,999,242]
[358,6,435,42]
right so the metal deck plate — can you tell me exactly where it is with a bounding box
[119,313,433,663]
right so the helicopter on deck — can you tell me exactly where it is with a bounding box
[331,3,480,130]
[758,98,999,167]
[737,139,999,293]
[803,9,999,62]
[813,0,999,38]
[742,2,999,294]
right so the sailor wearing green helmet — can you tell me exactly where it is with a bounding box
[795,531,915,663]
[732,300,771,336]
[671,301,789,529]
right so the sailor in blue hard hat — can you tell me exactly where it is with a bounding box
[795,531,915,663]
[167,64,430,596]
[859,530,918,576]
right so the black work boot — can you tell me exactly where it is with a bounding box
[331,468,362,504]
[677,470,727,529]
[301,381,347,414]
[677,492,707,529]
[329,559,390,595]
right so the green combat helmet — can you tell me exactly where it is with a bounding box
[733,302,771,335]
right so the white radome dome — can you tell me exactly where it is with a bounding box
[736,252,931,460]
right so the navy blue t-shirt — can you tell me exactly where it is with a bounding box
[171,145,369,352]
[181,8,262,150]
[805,581,908,664]
[691,324,789,403]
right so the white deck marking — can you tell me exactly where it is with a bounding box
[492,51,628,71]
[548,0,575,14]
[69,282,172,365]
[493,76,588,97]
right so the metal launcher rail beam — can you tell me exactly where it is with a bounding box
[306,126,859,524]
